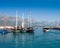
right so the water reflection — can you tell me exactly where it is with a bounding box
[0,29,60,48]
[12,33,34,48]
[21,33,26,48]
[2,34,5,47]
[28,33,34,48]
[13,33,19,48]
[14,34,18,48]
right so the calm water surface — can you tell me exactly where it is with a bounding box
[0,29,60,48]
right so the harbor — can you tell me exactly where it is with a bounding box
[0,0,60,48]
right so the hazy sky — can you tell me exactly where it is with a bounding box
[0,0,60,22]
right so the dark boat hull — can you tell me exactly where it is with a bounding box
[26,30,34,33]
[26,27,34,33]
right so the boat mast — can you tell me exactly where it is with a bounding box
[22,13,25,28]
[16,10,18,29]
[29,10,32,27]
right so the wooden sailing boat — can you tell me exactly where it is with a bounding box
[26,11,34,33]
[12,10,20,33]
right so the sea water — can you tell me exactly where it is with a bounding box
[0,29,60,48]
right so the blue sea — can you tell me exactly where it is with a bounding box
[0,29,60,48]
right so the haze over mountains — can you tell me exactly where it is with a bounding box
[0,14,60,29]
[0,15,37,26]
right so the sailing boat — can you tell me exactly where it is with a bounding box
[12,10,20,33]
[20,13,26,32]
[26,11,34,33]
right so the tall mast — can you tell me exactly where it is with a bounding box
[22,13,25,28]
[16,10,18,29]
[29,10,32,27]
